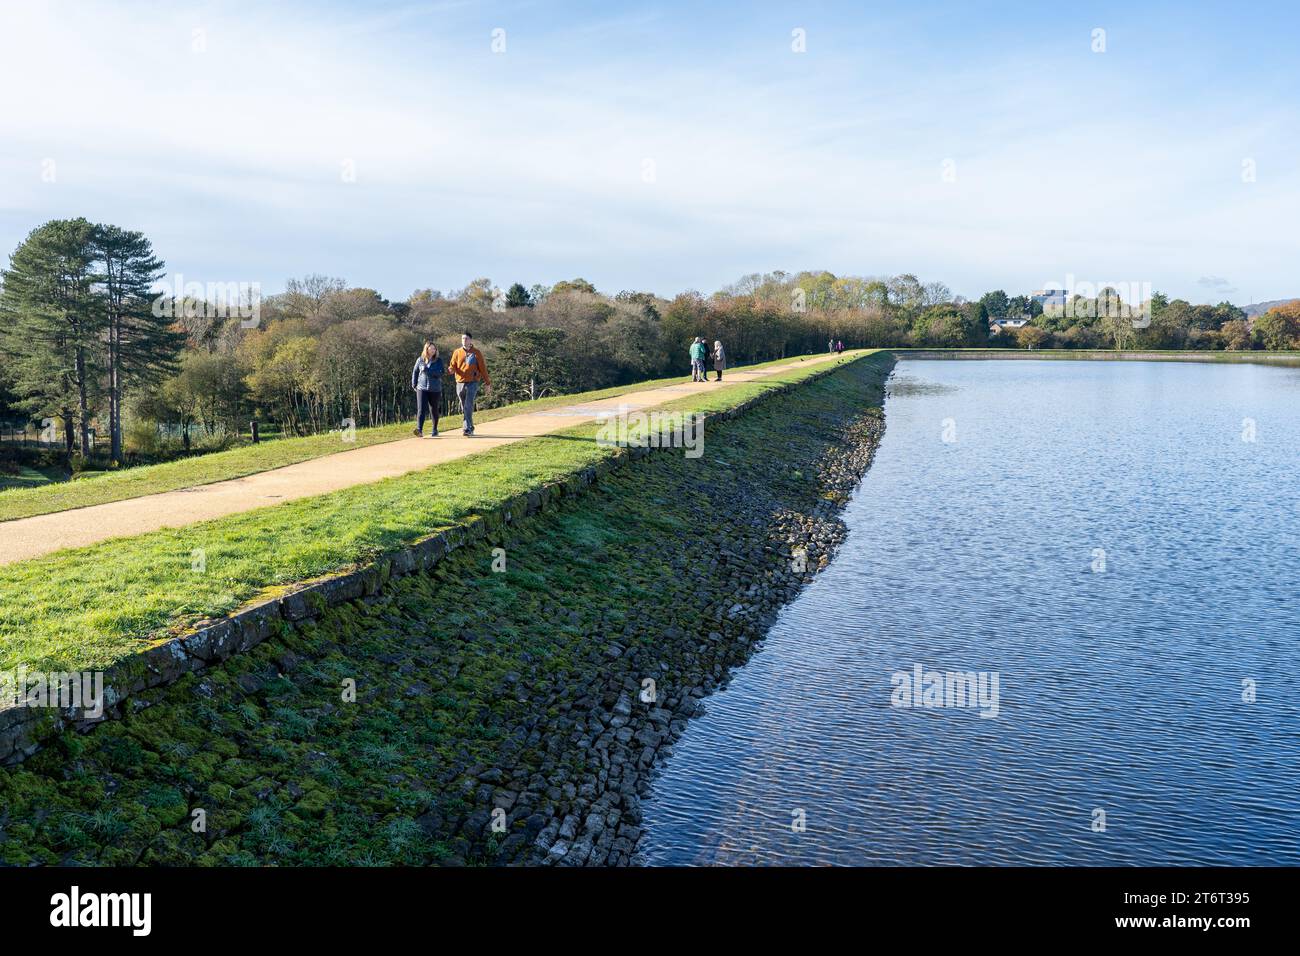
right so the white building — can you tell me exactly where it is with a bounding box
[989,317,1030,334]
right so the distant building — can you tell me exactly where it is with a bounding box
[989,317,1030,334]
[1031,289,1067,310]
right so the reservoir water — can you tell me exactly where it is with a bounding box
[640,358,1300,865]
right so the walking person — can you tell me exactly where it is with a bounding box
[828,338,835,353]
[689,336,707,382]
[836,339,845,354]
[449,332,490,436]
[411,341,445,437]
[712,339,726,381]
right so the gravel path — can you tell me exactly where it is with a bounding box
[0,354,858,565]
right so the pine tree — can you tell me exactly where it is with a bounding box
[93,224,180,463]
[505,282,532,308]
[0,219,101,456]
[495,327,570,401]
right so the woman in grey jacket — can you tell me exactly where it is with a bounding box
[411,342,446,437]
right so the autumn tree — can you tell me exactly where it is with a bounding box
[1016,325,1048,349]
[916,304,969,347]
[1220,318,1254,351]
[550,277,598,296]
[282,274,345,323]
[1253,302,1300,350]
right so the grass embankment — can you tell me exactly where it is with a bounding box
[0,349,894,866]
[0,354,815,524]
[0,465,61,493]
[0,352,873,674]
[895,347,1300,365]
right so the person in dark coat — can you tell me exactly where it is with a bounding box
[411,342,445,437]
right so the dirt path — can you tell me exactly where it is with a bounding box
[0,353,859,566]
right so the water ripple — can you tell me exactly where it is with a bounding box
[641,359,1300,866]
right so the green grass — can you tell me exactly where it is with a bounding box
[0,354,819,523]
[0,465,62,492]
[0,353,893,865]
[0,351,878,674]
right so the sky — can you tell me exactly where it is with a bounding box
[2,0,1299,305]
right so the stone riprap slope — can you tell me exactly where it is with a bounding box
[0,353,892,866]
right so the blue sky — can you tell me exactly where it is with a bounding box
[2,0,1298,304]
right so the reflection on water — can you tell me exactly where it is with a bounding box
[884,373,957,396]
[640,359,1300,865]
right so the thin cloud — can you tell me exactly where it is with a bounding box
[2,0,1298,303]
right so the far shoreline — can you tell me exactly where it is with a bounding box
[894,348,1300,366]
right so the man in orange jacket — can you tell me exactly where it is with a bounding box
[448,332,491,435]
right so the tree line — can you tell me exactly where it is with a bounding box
[2,222,1298,468]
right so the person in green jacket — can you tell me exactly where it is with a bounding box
[689,337,707,382]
